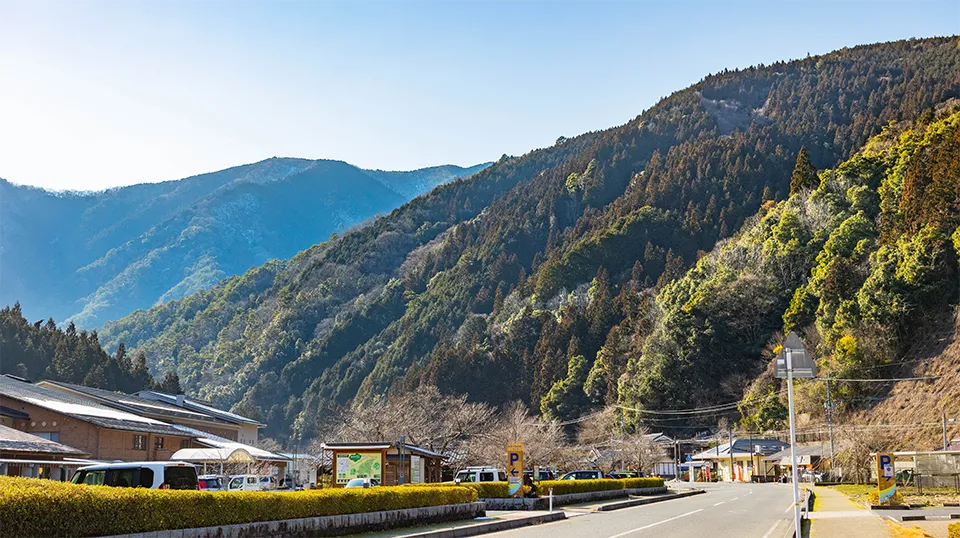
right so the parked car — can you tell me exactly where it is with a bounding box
[454,466,507,483]
[523,469,556,481]
[226,474,263,491]
[344,477,380,488]
[198,474,225,491]
[71,461,198,490]
[259,475,278,490]
[609,470,644,479]
[559,470,611,480]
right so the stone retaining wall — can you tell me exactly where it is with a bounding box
[99,502,486,538]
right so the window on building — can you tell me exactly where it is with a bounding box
[180,439,191,449]
[132,434,147,450]
[33,432,60,443]
[154,437,165,450]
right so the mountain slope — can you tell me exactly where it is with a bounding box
[99,37,960,441]
[0,159,486,327]
[613,107,959,437]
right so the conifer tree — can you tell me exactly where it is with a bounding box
[789,147,818,195]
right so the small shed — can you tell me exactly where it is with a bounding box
[322,442,443,486]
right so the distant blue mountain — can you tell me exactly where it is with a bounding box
[0,158,489,327]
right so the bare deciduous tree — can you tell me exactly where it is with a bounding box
[468,402,566,470]
[322,385,495,458]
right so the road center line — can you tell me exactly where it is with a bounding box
[713,501,725,506]
[606,509,704,538]
[731,497,739,501]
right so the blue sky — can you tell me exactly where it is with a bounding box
[1,1,957,191]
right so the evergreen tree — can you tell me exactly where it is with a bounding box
[131,350,154,391]
[156,370,182,394]
[789,147,818,195]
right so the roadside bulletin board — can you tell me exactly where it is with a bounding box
[335,452,383,484]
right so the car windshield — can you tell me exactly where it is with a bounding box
[345,479,365,487]
[455,472,475,482]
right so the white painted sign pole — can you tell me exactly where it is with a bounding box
[786,348,802,538]
[777,332,814,538]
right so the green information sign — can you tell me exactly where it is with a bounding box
[336,452,382,484]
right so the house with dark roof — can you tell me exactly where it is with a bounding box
[135,390,264,446]
[691,437,789,482]
[0,423,89,480]
[0,375,193,462]
[39,381,257,444]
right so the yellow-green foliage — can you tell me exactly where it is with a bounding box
[868,489,905,506]
[405,481,511,498]
[622,477,665,489]
[538,479,626,496]
[0,476,477,538]
[948,522,960,538]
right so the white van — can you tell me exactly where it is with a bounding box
[71,461,198,490]
[454,466,507,483]
[227,474,263,491]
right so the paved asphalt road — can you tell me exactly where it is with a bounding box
[487,482,798,538]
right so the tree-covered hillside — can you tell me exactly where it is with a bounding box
[0,159,486,327]
[0,303,179,394]
[100,37,960,442]
[616,105,960,434]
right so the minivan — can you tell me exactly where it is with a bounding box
[71,461,198,490]
[454,466,507,483]
[226,474,263,491]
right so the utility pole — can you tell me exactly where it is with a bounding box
[728,428,735,482]
[826,376,835,476]
[944,413,950,451]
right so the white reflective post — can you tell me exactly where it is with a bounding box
[786,348,802,538]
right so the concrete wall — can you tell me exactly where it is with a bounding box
[99,502,486,538]
[239,424,259,446]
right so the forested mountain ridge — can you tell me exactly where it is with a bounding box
[0,159,487,327]
[616,106,960,436]
[99,37,960,442]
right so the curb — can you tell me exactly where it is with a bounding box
[945,503,960,507]
[595,489,706,512]
[901,515,927,521]
[396,512,566,538]
[871,505,909,510]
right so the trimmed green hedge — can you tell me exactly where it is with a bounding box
[0,476,477,538]
[622,477,665,489]
[538,479,626,496]
[405,481,511,498]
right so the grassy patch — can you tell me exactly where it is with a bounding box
[827,484,960,508]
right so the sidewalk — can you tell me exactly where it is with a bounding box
[809,486,891,538]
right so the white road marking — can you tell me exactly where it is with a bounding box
[784,503,795,513]
[713,501,725,506]
[731,497,739,501]
[605,509,704,538]
[760,520,781,538]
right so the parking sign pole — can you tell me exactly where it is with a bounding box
[786,348,802,538]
